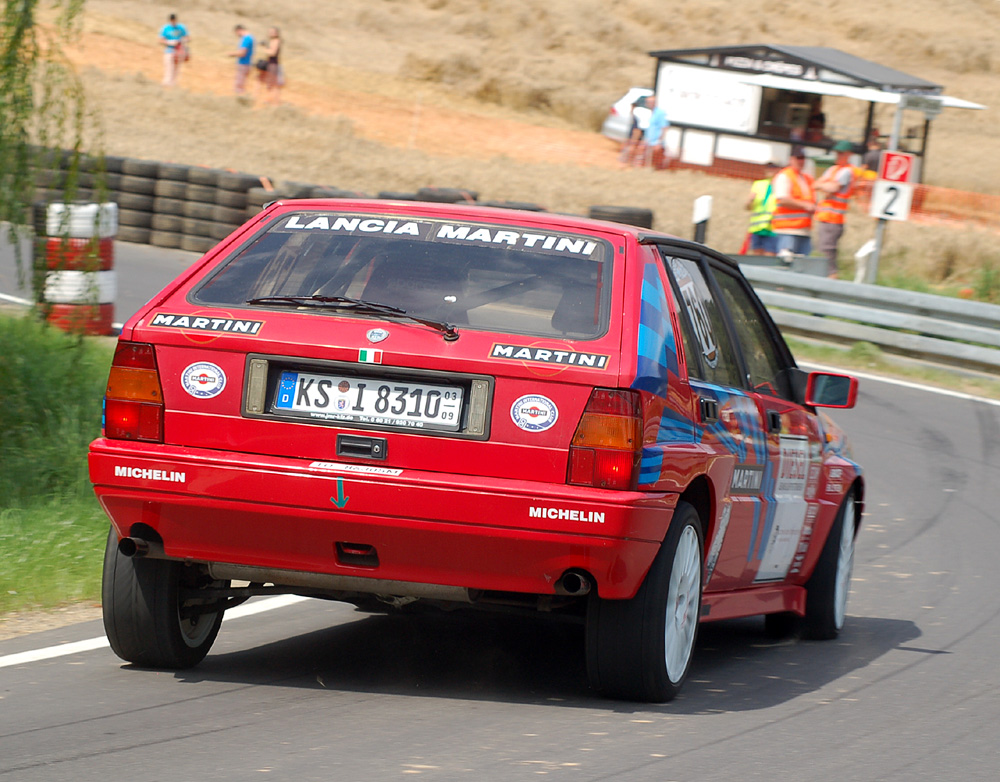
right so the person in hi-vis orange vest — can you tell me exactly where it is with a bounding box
[814,140,857,278]
[771,145,815,258]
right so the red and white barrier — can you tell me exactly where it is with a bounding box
[35,202,118,335]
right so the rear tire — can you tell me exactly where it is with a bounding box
[102,527,226,668]
[802,493,857,640]
[586,502,703,702]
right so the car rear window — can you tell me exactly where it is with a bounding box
[193,212,614,339]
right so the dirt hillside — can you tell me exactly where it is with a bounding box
[49,0,1000,279]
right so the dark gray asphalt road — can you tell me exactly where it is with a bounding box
[2,242,999,780]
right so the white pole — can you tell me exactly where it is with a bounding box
[866,101,906,283]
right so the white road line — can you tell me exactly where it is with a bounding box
[0,594,309,669]
[801,362,1000,407]
[224,593,310,619]
[0,292,31,306]
[0,636,109,668]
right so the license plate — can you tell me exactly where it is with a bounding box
[273,370,463,431]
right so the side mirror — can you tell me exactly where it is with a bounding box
[805,371,858,408]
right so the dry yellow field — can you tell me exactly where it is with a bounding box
[55,0,1000,283]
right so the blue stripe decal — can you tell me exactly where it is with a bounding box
[632,263,678,397]
[657,410,695,443]
[639,449,664,484]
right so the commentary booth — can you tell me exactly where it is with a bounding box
[648,44,983,179]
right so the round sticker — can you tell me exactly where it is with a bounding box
[510,394,558,432]
[181,362,227,399]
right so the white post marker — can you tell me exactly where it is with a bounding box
[692,195,712,244]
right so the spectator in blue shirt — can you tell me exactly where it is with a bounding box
[229,24,254,95]
[159,13,189,88]
[641,98,670,167]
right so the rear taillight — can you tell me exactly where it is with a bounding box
[103,342,164,442]
[568,389,642,490]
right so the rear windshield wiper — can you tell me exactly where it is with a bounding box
[245,294,460,341]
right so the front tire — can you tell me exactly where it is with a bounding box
[802,492,857,640]
[102,527,226,668]
[586,502,704,702]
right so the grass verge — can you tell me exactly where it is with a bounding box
[788,337,1000,400]
[0,313,113,614]
[0,498,109,613]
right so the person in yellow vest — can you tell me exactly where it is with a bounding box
[771,145,815,258]
[814,140,858,278]
[744,161,780,255]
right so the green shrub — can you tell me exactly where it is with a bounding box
[973,261,1000,303]
[0,314,113,508]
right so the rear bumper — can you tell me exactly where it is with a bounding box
[89,439,675,600]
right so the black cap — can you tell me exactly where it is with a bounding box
[790,145,807,158]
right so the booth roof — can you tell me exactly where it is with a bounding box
[648,44,942,93]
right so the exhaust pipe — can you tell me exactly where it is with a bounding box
[554,569,592,596]
[118,536,163,559]
[208,562,476,603]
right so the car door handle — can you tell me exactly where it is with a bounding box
[699,397,719,424]
[767,410,782,433]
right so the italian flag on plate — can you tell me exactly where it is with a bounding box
[358,349,383,364]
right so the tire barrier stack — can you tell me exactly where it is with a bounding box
[30,148,116,206]
[32,201,119,335]
[113,160,262,253]
[415,186,479,204]
[588,205,654,229]
[31,149,658,256]
[244,182,371,219]
[377,190,418,201]
[115,156,157,245]
[480,200,547,212]
[32,152,264,255]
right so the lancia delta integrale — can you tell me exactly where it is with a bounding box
[90,200,863,702]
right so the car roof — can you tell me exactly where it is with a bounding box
[636,232,741,270]
[251,198,740,272]
[260,198,645,238]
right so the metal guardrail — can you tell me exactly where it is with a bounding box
[738,262,1000,373]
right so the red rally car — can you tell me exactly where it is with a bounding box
[89,199,863,702]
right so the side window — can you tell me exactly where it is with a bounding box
[713,265,793,400]
[664,255,743,388]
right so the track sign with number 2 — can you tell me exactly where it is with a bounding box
[869,180,914,221]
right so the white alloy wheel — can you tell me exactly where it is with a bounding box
[803,491,858,640]
[833,494,857,631]
[665,524,702,682]
[178,600,222,648]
